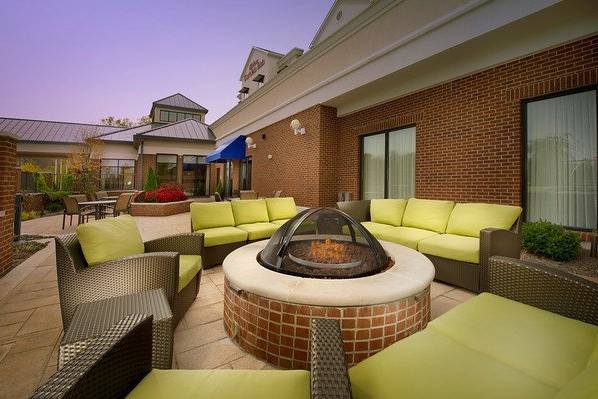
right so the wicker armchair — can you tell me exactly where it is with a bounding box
[55,232,204,329]
[32,316,351,398]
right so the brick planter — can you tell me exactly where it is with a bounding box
[130,199,193,217]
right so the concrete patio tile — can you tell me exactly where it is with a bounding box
[0,346,52,399]
[0,323,23,340]
[230,354,269,370]
[176,338,245,370]
[430,281,454,298]
[9,328,61,354]
[174,319,227,354]
[196,281,221,297]
[0,309,33,327]
[183,301,224,328]
[0,344,12,364]
[207,272,224,286]
[15,281,58,294]
[4,288,58,304]
[203,266,222,275]
[17,304,62,336]
[0,295,59,315]
[192,291,224,307]
[443,288,476,302]
[431,296,461,320]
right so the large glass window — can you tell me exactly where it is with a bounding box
[18,156,69,191]
[159,110,200,123]
[100,159,135,190]
[361,126,416,199]
[525,89,597,229]
[183,155,209,196]
[156,154,178,185]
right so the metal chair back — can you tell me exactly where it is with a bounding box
[70,194,88,203]
[114,193,133,215]
[64,196,80,215]
[239,190,258,200]
[96,191,108,199]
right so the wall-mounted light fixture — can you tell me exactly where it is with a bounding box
[290,119,305,135]
[245,136,256,149]
[267,154,273,160]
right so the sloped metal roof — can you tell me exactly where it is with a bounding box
[137,119,215,142]
[0,117,120,143]
[152,93,208,113]
[96,123,164,143]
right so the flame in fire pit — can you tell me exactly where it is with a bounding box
[310,239,351,264]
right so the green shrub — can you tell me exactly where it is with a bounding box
[215,180,224,197]
[21,210,41,221]
[521,220,581,261]
[45,202,64,213]
[144,168,158,191]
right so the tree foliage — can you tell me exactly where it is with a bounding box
[68,134,104,194]
[101,115,152,127]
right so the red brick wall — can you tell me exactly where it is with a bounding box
[136,154,156,190]
[0,135,17,277]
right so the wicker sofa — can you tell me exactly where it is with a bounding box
[337,198,522,292]
[190,197,297,267]
[55,215,203,328]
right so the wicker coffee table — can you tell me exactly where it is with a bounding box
[59,289,173,369]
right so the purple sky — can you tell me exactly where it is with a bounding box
[0,0,333,124]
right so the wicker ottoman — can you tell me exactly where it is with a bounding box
[59,289,173,369]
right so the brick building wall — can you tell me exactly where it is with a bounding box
[135,154,156,189]
[0,135,17,277]
[243,34,597,208]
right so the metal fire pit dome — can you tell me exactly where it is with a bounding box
[257,208,391,279]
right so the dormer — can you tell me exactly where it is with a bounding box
[150,93,208,123]
[238,47,284,101]
[309,0,371,49]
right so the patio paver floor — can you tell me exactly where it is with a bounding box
[0,213,473,398]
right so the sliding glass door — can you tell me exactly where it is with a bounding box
[361,126,416,200]
[525,88,597,229]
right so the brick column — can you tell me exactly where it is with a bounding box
[0,134,17,277]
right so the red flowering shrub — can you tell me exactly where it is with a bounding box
[135,183,187,203]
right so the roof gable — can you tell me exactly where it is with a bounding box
[239,47,284,81]
[135,118,215,142]
[150,93,208,117]
[310,0,371,49]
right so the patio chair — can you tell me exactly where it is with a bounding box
[96,190,108,199]
[69,194,88,203]
[214,192,223,202]
[239,190,258,200]
[102,192,134,218]
[32,315,351,399]
[62,196,94,229]
[55,218,204,328]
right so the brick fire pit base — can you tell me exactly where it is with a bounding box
[223,281,431,369]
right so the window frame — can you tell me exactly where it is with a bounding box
[521,85,598,231]
[359,124,416,200]
[155,153,178,185]
[100,158,135,190]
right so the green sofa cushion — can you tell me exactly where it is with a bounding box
[377,226,438,250]
[429,293,598,389]
[349,327,557,399]
[417,234,480,263]
[76,215,144,266]
[360,221,396,240]
[195,227,248,247]
[236,222,279,240]
[265,197,297,221]
[191,202,235,230]
[271,218,290,226]
[231,199,269,225]
[446,203,522,238]
[127,369,310,399]
[554,360,598,399]
[178,255,201,292]
[402,198,455,233]
[370,199,407,226]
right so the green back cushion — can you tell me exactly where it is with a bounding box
[231,199,269,225]
[76,215,144,266]
[190,202,235,230]
[370,199,407,226]
[265,197,297,221]
[554,360,598,399]
[446,203,522,238]
[402,198,455,233]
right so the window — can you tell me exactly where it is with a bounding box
[159,110,200,123]
[18,156,69,191]
[525,88,597,230]
[156,154,178,184]
[183,155,209,196]
[100,159,134,190]
[240,157,252,190]
[361,126,416,200]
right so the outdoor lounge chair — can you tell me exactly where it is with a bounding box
[55,216,204,328]
[62,196,94,229]
[31,314,350,399]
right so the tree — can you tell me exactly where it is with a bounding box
[144,168,158,191]
[101,115,152,127]
[137,115,152,125]
[68,132,104,195]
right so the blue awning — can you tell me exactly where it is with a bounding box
[206,135,246,163]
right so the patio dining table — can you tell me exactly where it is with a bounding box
[78,199,117,220]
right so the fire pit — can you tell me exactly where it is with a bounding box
[258,208,393,278]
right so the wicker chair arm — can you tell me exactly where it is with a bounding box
[60,252,179,329]
[144,233,204,256]
[479,228,521,292]
[310,318,352,399]
[32,314,153,398]
[488,256,598,325]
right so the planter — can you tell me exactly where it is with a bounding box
[130,199,193,217]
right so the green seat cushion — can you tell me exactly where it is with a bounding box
[377,226,438,250]
[402,198,455,233]
[446,202,522,238]
[196,227,248,247]
[418,234,480,263]
[554,360,598,399]
[271,218,290,225]
[265,197,297,222]
[178,255,201,292]
[76,215,144,266]
[231,199,269,225]
[370,199,407,226]
[236,222,279,240]
[349,327,557,399]
[360,221,396,239]
[429,293,598,389]
[191,202,235,230]
[127,369,310,399]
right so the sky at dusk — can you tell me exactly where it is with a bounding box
[0,0,334,124]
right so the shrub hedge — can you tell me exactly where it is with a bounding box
[521,220,581,262]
